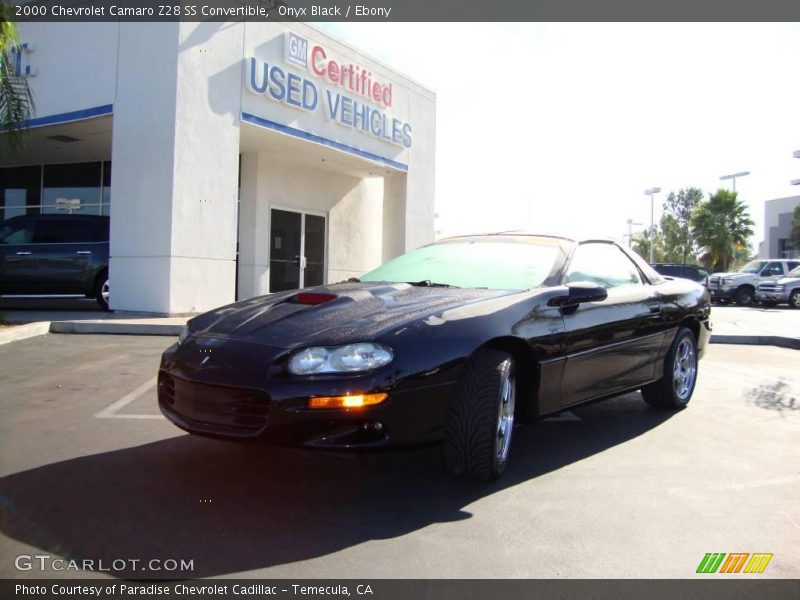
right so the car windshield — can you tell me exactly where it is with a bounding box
[360,237,565,290]
[740,261,766,274]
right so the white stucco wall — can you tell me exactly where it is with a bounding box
[237,154,387,298]
[12,21,436,314]
[16,22,118,118]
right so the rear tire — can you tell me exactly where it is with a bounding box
[443,349,515,481]
[94,272,109,311]
[641,327,698,410]
[734,286,754,306]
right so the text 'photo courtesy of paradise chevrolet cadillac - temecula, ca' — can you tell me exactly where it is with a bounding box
[158,235,711,481]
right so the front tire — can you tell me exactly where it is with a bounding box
[642,327,698,410]
[734,286,754,306]
[443,349,516,481]
[790,290,800,309]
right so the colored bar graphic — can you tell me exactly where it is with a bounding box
[744,553,773,574]
[697,553,726,573]
[719,553,749,573]
[697,552,773,574]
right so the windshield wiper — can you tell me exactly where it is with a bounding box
[407,280,459,288]
[346,277,361,282]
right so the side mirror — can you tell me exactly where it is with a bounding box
[548,281,608,307]
[566,281,608,304]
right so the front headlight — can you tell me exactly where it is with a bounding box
[722,278,736,285]
[177,326,190,345]
[288,343,393,375]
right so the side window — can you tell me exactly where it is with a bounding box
[0,220,34,244]
[761,262,784,277]
[788,262,800,272]
[565,243,643,288]
[34,220,93,244]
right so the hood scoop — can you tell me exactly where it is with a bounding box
[292,292,338,305]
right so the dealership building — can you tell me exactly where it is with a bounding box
[758,195,799,259]
[2,22,436,314]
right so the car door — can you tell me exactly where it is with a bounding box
[31,218,96,294]
[559,242,670,407]
[0,218,39,294]
[757,261,785,285]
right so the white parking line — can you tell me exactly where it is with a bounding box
[94,376,161,419]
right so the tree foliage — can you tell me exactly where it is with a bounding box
[690,189,754,272]
[659,187,703,264]
[0,1,35,156]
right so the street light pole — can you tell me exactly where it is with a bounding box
[720,171,750,193]
[644,187,661,264]
[626,218,643,248]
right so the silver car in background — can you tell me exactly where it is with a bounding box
[755,265,800,308]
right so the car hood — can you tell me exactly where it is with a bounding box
[712,272,749,279]
[187,282,522,348]
[776,276,800,285]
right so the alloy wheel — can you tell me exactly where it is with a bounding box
[672,337,697,401]
[496,362,516,463]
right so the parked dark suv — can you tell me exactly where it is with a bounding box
[0,214,110,309]
[652,263,712,284]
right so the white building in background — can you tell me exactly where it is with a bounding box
[758,195,799,259]
[2,22,436,314]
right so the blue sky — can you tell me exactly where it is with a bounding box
[317,23,800,249]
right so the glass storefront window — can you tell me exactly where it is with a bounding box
[0,165,42,220]
[42,162,103,215]
[102,161,111,215]
[0,161,111,221]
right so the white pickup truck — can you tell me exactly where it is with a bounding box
[706,259,800,306]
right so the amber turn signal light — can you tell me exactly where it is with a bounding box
[307,393,388,409]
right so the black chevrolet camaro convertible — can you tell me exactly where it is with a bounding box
[159,235,711,480]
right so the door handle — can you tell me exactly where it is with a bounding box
[648,303,661,314]
[76,251,92,255]
[15,251,31,255]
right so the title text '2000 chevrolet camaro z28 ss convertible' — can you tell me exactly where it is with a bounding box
[158,235,711,480]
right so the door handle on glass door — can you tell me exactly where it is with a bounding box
[15,251,31,255]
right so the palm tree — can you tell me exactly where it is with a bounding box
[691,189,754,272]
[0,1,35,154]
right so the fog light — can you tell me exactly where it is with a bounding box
[307,393,388,409]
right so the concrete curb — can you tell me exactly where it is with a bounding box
[49,321,183,336]
[710,334,800,350]
[0,321,52,346]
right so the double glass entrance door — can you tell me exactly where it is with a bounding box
[269,208,325,293]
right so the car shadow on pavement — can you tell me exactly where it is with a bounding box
[0,394,675,579]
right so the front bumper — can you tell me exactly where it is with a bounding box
[708,286,737,300]
[755,291,790,302]
[158,338,456,449]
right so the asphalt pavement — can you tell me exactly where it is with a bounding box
[0,335,797,579]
